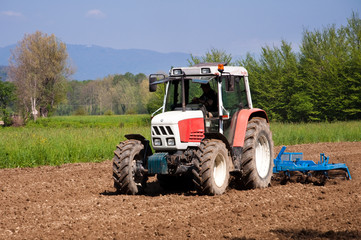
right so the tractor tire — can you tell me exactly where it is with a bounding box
[113,139,144,195]
[193,139,230,195]
[239,117,274,189]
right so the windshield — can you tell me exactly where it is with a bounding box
[165,78,218,112]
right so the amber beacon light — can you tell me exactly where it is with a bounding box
[218,64,224,73]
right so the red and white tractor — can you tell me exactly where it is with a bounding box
[112,63,274,195]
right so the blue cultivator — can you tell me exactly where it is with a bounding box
[273,146,351,181]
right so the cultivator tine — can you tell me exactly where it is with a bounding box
[325,169,351,180]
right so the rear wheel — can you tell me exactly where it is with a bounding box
[113,139,144,195]
[239,118,273,189]
[193,139,230,195]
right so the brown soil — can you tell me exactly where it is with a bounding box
[1,142,360,239]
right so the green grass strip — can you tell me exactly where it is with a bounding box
[271,121,361,146]
[1,115,360,168]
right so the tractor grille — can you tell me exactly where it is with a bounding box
[152,125,204,143]
[152,126,174,136]
[189,131,204,141]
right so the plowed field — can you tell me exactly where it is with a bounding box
[1,142,360,239]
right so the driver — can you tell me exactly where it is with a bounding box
[192,83,218,112]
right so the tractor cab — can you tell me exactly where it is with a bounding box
[149,63,252,151]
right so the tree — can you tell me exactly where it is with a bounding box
[300,23,352,121]
[188,48,232,66]
[343,12,361,119]
[239,41,303,121]
[8,31,73,121]
[0,79,16,126]
[238,12,361,122]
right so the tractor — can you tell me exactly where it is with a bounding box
[112,63,274,195]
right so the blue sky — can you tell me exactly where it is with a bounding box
[1,0,360,56]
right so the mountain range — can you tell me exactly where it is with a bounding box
[0,44,190,81]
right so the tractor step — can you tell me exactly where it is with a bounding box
[273,146,351,180]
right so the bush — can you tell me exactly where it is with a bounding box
[104,110,114,116]
[72,107,88,116]
[125,108,137,115]
[11,115,24,127]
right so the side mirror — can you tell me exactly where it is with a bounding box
[225,76,235,92]
[149,74,166,92]
[149,77,157,92]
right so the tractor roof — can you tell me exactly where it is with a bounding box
[149,63,248,86]
[170,63,248,77]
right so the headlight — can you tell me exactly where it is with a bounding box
[173,69,182,75]
[201,68,211,74]
[167,138,175,146]
[153,138,162,146]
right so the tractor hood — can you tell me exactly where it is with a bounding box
[151,110,203,125]
[151,110,204,150]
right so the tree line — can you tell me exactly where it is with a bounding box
[0,13,360,125]
[239,12,361,122]
[56,73,152,116]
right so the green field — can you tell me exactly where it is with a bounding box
[271,121,361,145]
[0,115,151,168]
[1,115,361,168]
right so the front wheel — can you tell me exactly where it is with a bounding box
[113,139,145,195]
[193,139,231,195]
[239,118,274,189]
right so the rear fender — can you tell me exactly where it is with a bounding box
[232,109,269,147]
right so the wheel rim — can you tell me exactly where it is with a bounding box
[213,154,227,187]
[255,135,271,178]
